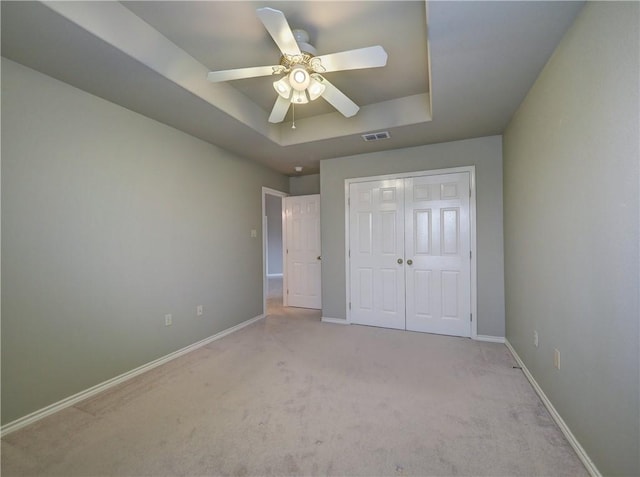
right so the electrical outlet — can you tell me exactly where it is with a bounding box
[250,229,257,238]
[165,314,172,326]
[533,330,539,348]
[554,348,560,369]
[196,305,204,316]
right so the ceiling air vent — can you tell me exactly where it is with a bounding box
[362,131,391,142]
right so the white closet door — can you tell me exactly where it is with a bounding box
[349,180,406,330]
[404,173,471,337]
[285,194,321,309]
[348,172,471,337]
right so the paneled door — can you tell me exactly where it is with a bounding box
[349,172,471,337]
[349,180,406,329]
[285,194,321,309]
[404,173,470,337]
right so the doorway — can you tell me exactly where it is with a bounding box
[262,187,287,315]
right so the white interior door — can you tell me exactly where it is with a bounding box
[349,180,405,329]
[405,173,470,337]
[348,172,471,337]
[285,194,321,309]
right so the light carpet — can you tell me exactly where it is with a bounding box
[2,307,588,476]
[266,276,283,314]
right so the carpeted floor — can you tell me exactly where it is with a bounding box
[266,275,283,314]
[1,306,588,476]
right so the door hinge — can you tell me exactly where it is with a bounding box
[469,187,472,198]
[287,289,289,295]
[348,197,351,206]
[349,249,351,258]
[470,313,473,322]
[470,250,472,259]
[349,302,352,310]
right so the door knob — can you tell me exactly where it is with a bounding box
[317,256,321,260]
[397,258,403,264]
[407,259,413,265]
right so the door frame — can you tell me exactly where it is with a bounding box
[344,166,478,339]
[262,187,288,315]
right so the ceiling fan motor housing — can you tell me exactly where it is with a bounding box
[279,29,320,73]
[292,29,317,56]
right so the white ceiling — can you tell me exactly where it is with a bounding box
[1,1,584,175]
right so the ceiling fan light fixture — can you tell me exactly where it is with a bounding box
[291,89,309,104]
[207,7,389,124]
[293,70,306,83]
[289,65,310,91]
[273,77,292,99]
[307,76,326,101]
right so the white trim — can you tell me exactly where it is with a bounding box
[505,340,601,477]
[1,314,266,438]
[321,316,350,325]
[474,335,505,343]
[468,168,478,341]
[262,187,288,315]
[345,166,475,185]
[266,273,283,278]
[344,179,351,320]
[344,166,477,339]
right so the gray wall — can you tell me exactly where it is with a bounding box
[265,195,283,275]
[502,3,639,475]
[289,174,320,196]
[1,58,288,425]
[320,136,505,337]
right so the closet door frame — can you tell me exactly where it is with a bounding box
[344,166,478,339]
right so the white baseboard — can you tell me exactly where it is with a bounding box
[474,334,505,343]
[1,314,266,437]
[505,339,601,477]
[321,316,350,325]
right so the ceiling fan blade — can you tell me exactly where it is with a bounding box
[256,7,301,57]
[269,96,291,123]
[207,65,281,83]
[314,45,388,73]
[315,75,360,118]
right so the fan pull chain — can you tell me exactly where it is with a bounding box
[292,103,296,129]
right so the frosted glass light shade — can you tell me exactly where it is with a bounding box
[289,66,310,91]
[307,76,326,100]
[273,77,292,99]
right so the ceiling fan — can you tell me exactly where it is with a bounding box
[206,7,388,124]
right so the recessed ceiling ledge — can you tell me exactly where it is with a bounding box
[278,93,432,146]
[42,1,280,143]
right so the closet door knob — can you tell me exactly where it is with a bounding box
[397,258,403,264]
[407,259,413,265]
